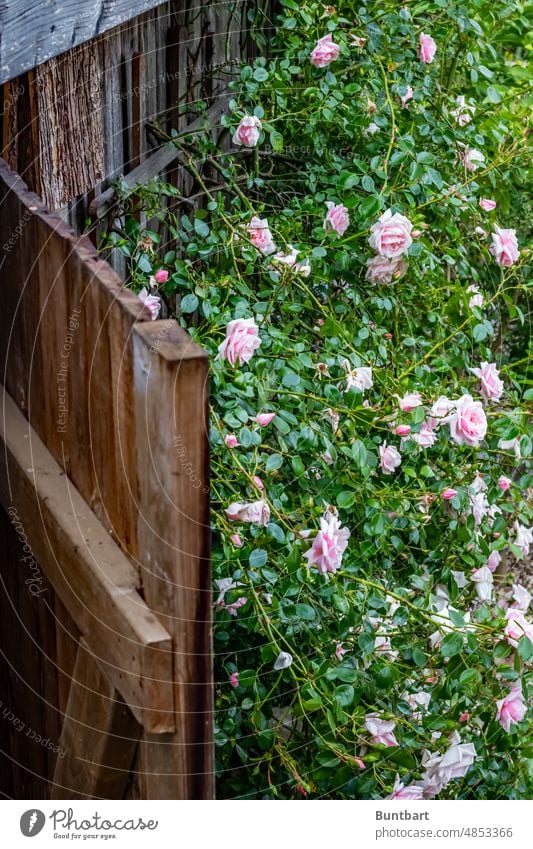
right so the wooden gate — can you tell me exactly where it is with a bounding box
[0,160,213,798]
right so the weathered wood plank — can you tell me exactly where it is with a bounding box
[50,640,140,800]
[132,321,214,799]
[89,97,228,216]
[0,0,168,84]
[35,40,105,209]
[0,386,175,733]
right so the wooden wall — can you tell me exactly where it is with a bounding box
[0,1,276,216]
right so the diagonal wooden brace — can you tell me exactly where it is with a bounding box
[0,385,175,733]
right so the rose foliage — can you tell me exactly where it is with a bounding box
[102,0,532,799]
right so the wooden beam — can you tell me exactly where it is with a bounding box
[50,640,141,800]
[89,97,228,217]
[0,386,174,733]
[0,1,168,84]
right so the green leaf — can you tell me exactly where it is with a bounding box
[194,218,210,238]
[352,439,367,468]
[253,67,269,82]
[249,549,268,568]
[334,684,355,707]
[412,648,427,667]
[265,453,283,472]
[440,633,464,658]
[180,294,199,313]
[337,491,356,509]
[518,636,533,662]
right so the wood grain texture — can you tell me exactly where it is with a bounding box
[0,0,168,84]
[132,321,213,799]
[0,386,175,733]
[50,640,141,800]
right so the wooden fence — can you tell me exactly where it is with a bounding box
[0,160,212,798]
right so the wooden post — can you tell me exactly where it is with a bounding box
[132,321,214,799]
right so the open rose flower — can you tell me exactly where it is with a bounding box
[387,775,424,800]
[397,392,423,412]
[419,32,437,63]
[369,209,413,258]
[255,412,276,426]
[411,422,437,449]
[218,318,261,366]
[303,514,350,575]
[513,522,533,557]
[450,95,475,126]
[399,85,413,108]
[310,33,340,68]
[504,608,533,647]
[271,246,311,277]
[365,254,408,284]
[138,287,161,320]
[471,566,493,602]
[232,115,262,147]
[323,201,350,236]
[496,684,527,732]
[247,216,276,255]
[448,395,487,447]
[365,714,398,746]
[457,143,485,172]
[467,284,484,310]
[379,442,402,474]
[470,362,504,403]
[226,499,270,525]
[489,226,520,267]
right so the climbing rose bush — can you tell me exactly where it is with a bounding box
[104,0,532,799]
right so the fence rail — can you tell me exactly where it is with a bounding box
[0,158,213,799]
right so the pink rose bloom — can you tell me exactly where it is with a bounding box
[457,143,485,172]
[513,521,533,557]
[512,583,531,612]
[470,361,504,403]
[225,434,239,448]
[479,198,497,212]
[489,226,520,267]
[252,475,264,490]
[303,514,350,575]
[230,533,243,547]
[498,436,521,460]
[450,95,475,126]
[255,412,276,426]
[344,366,373,393]
[271,246,311,277]
[247,216,276,255]
[428,395,456,428]
[496,684,527,732]
[365,255,408,284]
[310,33,340,68]
[138,287,161,320]
[323,201,350,236]
[459,711,470,722]
[471,566,493,602]
[498,476,511,492]
[225,596,247,616]
[397,391,423,412]
[399,85,414,108]
[448,394,487,447]
[387,775,424,800]
[505,608,533,647]
[379,442,402,475]
[411,422,437,449]
[365,714,398,747]
[487,550,501,572]
[154,268,169,284]
[226,499,270,525]
[369,209,413,258]
[229,672,239,688]
[232,115,262,147]
[441,488,458,501]
[335,642,347,661]
[419,32,437,63]
[467,284,484,310]
[395,425,411,436]
[218,318,261,366]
